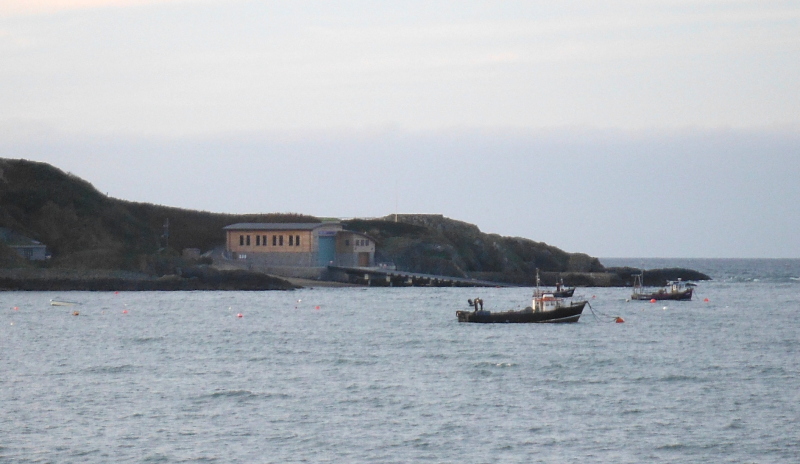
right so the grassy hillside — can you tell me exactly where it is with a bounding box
[0,158,319,273]
[343,215,605,284]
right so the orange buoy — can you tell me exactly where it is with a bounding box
[704,298,709,302]
[650,298,657,303]
[122,310,128,314]
[615,317,625,323]
[315,306,321,310]
[237,313,243,318]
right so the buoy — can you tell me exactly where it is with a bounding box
[237,313,243,318]
[13,306,18,311]
[72,311,79,316]
[592,295,596,299]
[122,310,128,314]
[315,306,321,310]
[114,291,119,295]
[615,317,625,323]
[704,298,709,302]
[650,299,657,303]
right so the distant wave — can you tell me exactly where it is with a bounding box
[82,364,136,375]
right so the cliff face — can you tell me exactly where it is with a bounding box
[343,214,605,284]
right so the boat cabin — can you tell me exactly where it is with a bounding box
[533,294,560,312]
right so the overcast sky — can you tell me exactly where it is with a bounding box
[1,1,798,258]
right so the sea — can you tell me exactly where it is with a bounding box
[1,258,799,463]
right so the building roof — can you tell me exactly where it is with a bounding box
[0,227,44,246]
[223,222,341,231]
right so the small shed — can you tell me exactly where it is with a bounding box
[0,228,48,261]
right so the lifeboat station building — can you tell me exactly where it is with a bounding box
[223,222,375,278]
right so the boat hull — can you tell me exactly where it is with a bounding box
[631,289,693,301]
[456,301,586,323]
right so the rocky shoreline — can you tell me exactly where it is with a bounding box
[0,267,299,291]
[0,266,710,291]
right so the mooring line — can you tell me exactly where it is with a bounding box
[587,301,620,323]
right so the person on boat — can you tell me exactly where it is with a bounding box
[467,298,483,312]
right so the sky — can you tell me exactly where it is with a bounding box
[1,0,799,258]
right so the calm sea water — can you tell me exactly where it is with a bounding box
[2,259,799,463]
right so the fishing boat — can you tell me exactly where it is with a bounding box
[50,298,81,306]
[630,273,694,301]
[456,291,587,324]
[535,278,575,298]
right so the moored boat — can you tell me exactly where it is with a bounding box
[630,273,694,301]
[50,298,81,306]
[535,279,575,298]
[457,292,587,323]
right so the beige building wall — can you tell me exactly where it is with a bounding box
[227,229,314,254]
[335,231,375,254]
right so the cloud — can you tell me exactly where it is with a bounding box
[0,0,193,17]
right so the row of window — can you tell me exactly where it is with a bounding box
[239,234,301,247]
[344,239,371,247]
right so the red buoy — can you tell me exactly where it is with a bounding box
[237,313,243,318]
[615,317,625,323]
[122,310,128,314]
[315,306,321,310]
[704,298,709,302]
[650,298,657,303]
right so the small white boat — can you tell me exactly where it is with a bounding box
[50,298,81,306]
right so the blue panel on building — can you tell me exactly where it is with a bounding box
[318,236,336,266]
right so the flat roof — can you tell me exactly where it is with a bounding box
[223,222,341,231]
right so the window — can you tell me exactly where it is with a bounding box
[246,235,251,246]
[239,235,244,246]
[263,235,267,246]
[273,235,277,246]
[296,235,300,246]
[279,235,283,246]
[256,235,260,246]
[289,235,294,246]
[345,239,350,246]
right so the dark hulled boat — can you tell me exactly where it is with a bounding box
[543,278,575,298]
[630,273,694,301]
[457,293,587,323]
